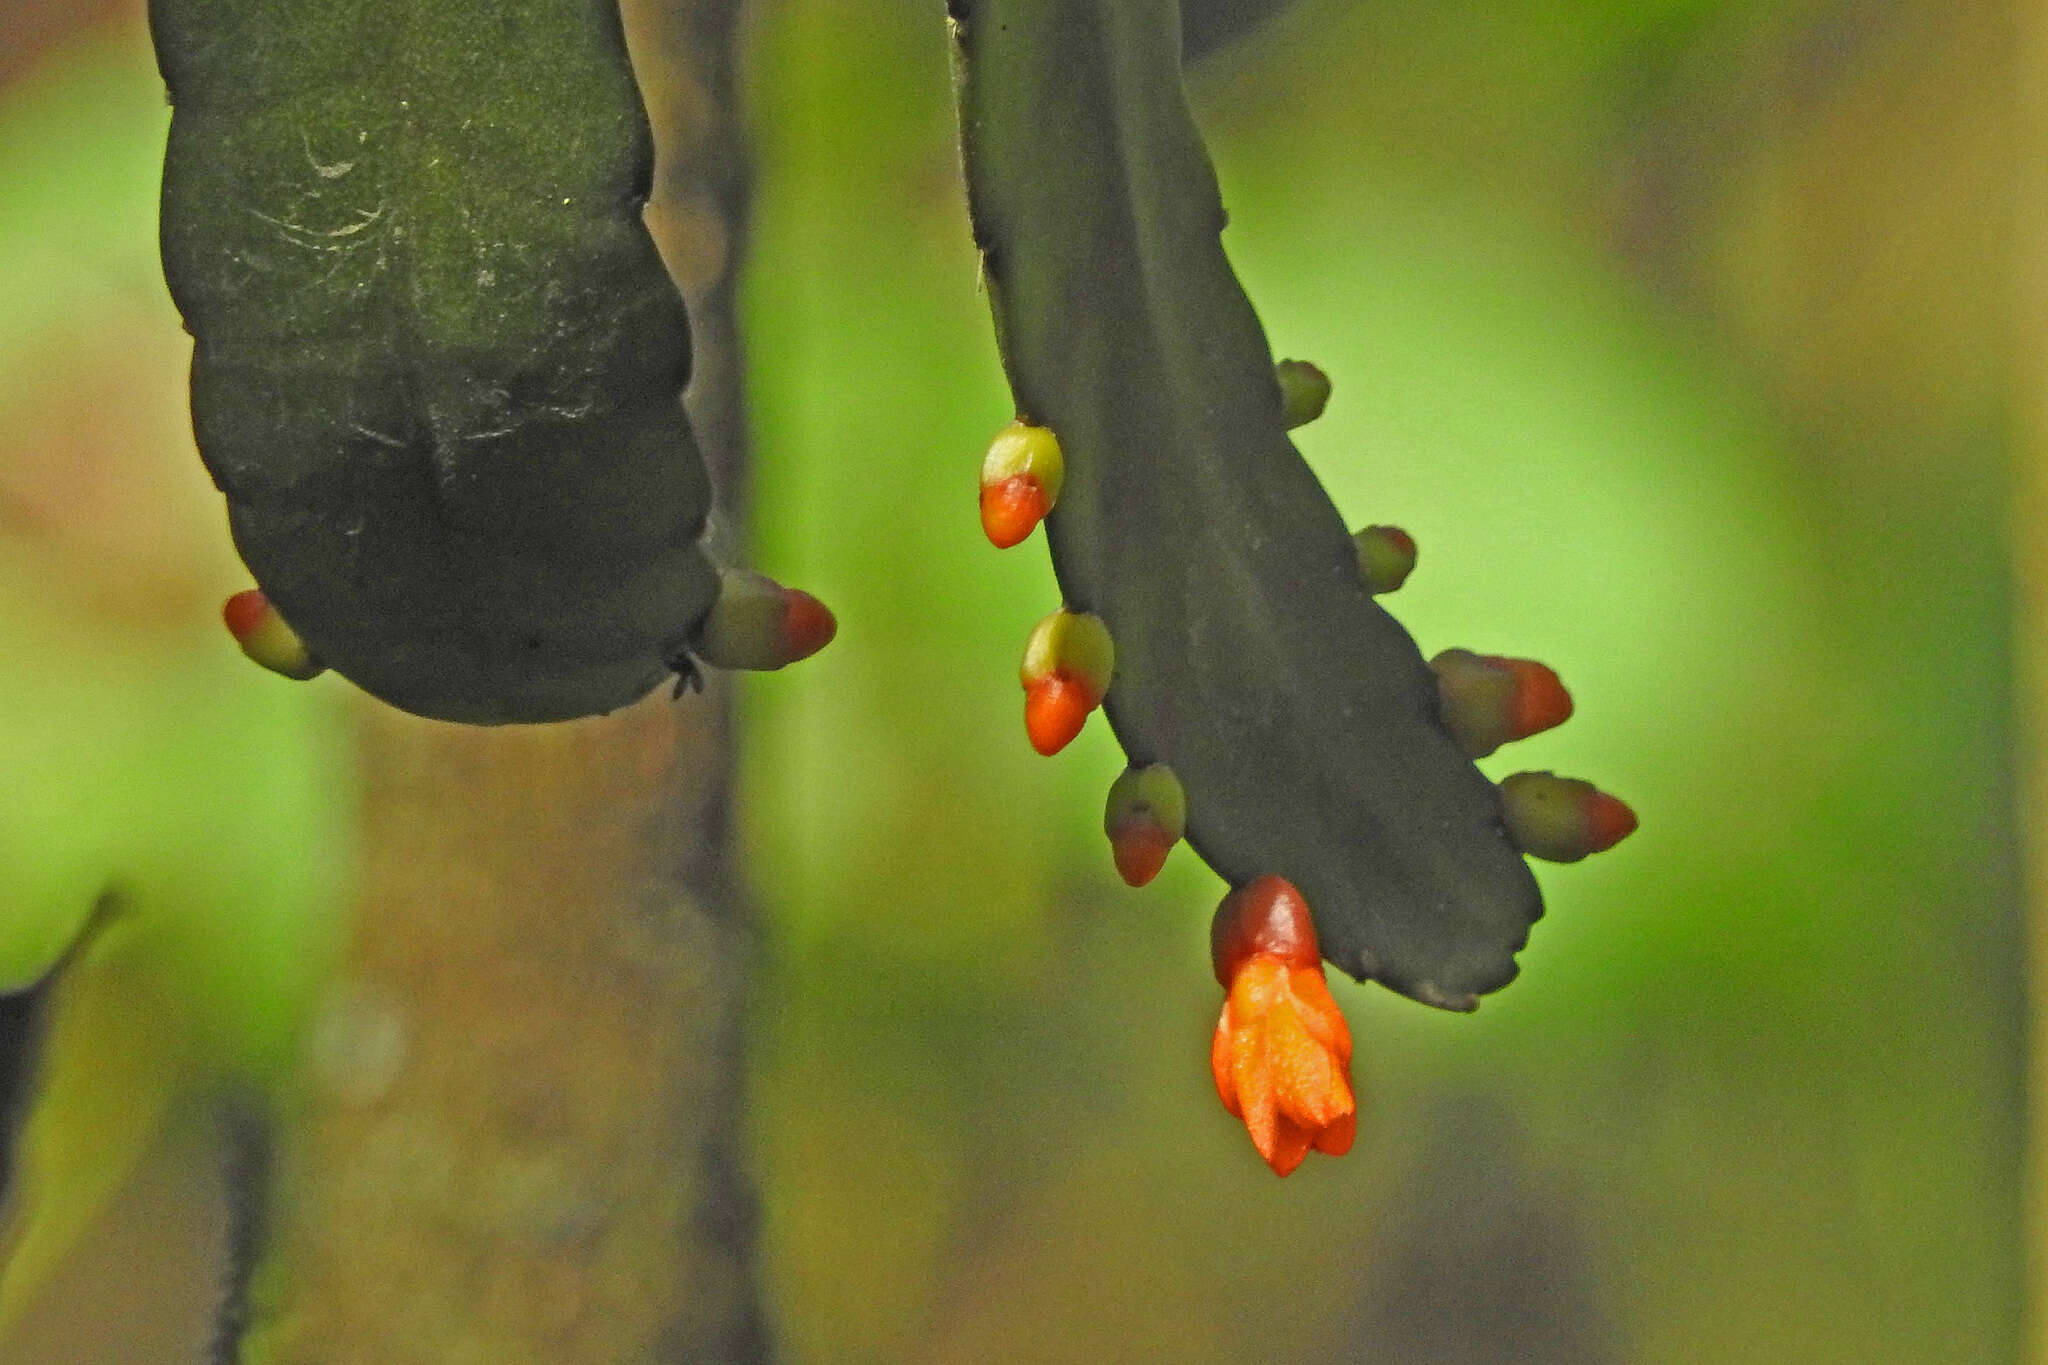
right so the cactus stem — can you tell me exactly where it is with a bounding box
[222,590,324,680]
[955,0,1563,1005]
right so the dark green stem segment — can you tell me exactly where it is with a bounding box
[951,0,1542,1007]
[152,0,719,723]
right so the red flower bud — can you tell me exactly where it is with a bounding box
[979,421,1065,548]
[1018,609,1114,756]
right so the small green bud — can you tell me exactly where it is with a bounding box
[1352,525,1417,594]
[1499,771,1637,862]
[1104,763,1187,886]
[1275,359,1331,429]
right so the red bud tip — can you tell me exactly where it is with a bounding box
[1023,673,1097,755]
[1109,824,1175,887]
[1381,526,1415,558]
[980,476,1052,548]
[221,588,323,679]
[1210,875,1321,986]
[1481,655,1574,740]
[222,589,271,643]
[692,569,834,672]
[779,589,838,663]
[1584,791,1638,853]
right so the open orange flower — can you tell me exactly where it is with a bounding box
[1208,876,1357,1176]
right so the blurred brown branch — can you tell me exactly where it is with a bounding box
[0,0,130,88]
[231,2,771,1359]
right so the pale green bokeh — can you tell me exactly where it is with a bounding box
[0,33,356,1334]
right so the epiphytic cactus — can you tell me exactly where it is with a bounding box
[153,0,832,724]
[950,0,1635,1173]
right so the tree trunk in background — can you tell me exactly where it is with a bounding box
[0,0,132,87]
[235,3,769,1360]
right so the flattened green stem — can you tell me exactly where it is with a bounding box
[953,0,1542,1005]
[156,0,720,724]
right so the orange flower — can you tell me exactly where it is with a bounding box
[1208,876,1357,1176]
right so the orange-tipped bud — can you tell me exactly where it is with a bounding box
[1430,648,1574,758]
[1103,763,1187,887]
[1499,771,1638,862]
[1208,876,1357,1176]
[981,479,1052,549]
[1493,656,1572,738]
[691,568,837,672]
[979,421,1065,548]
[1018,608,1114,756]
[781,590,838,662]
[1353,524,1417,594]
[222,589,323,680]
[1024,676,1093,755]
[1275,359,1331,429]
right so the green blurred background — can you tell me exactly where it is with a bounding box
[0,0,2022,1359]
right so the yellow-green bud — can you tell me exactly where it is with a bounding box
[1276,359,1331,429]
[1104,763,1187,886]
[980,422,1066,548]
[223,590,323,681]
[1353,524,1417,594]
[1500,771,1638,862]
[1019,608,1115,755]
[691,568,837,672]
